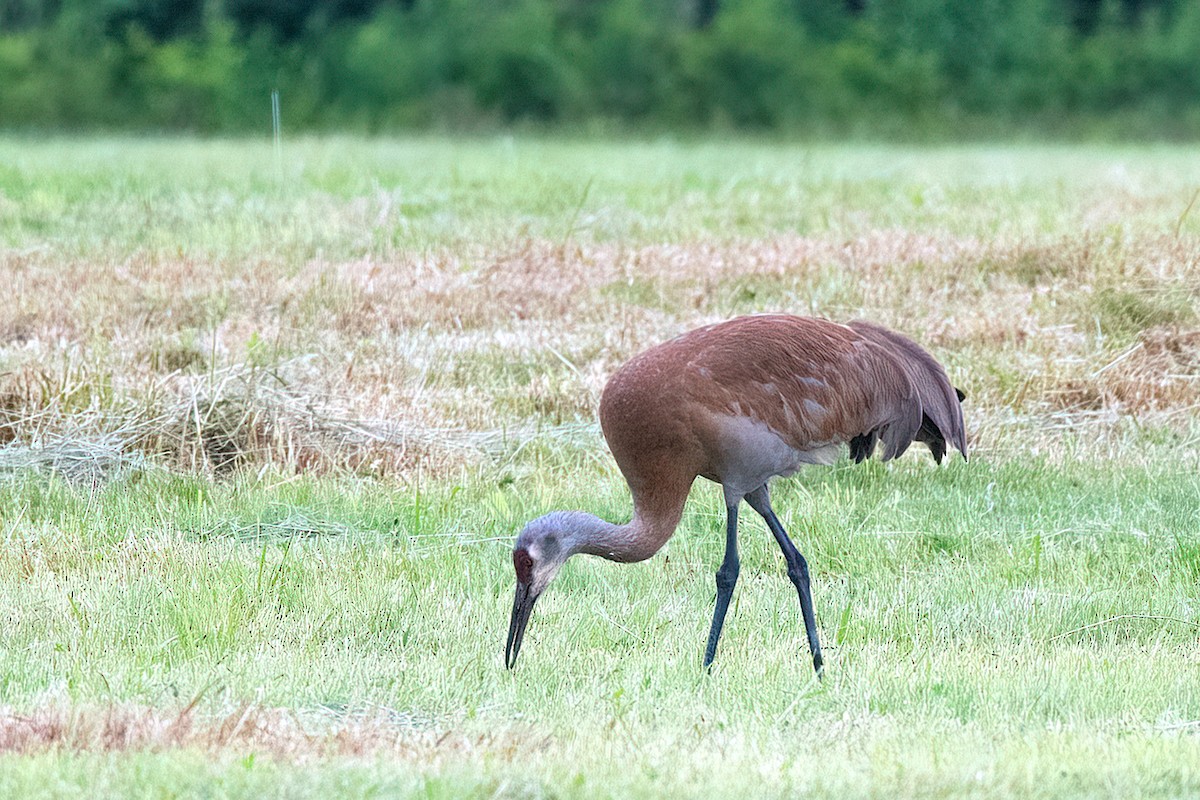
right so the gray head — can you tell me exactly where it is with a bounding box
[504,511,594,669]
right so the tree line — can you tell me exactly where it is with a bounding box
[1,0,1197,136]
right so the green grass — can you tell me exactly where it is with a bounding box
[0,456,1198,797]
[0,136,1198,796]
[4,138,1200,260]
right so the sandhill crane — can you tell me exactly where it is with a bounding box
[505,314,967,675]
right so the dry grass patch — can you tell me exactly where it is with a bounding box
[1050,327,1200,413]
[323,240,614,332]
[0,703,483,762]
[1,228,1197,478]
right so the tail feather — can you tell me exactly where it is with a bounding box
[848,431,878,463]
[848,321,968,463]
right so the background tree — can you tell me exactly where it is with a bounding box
[0,0,1195,135]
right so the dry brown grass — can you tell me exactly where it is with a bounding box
[1050,327,1200,413]
[0,702,488,762]
[2,229,1197,479]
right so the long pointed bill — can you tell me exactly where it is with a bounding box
[505,582,539,669]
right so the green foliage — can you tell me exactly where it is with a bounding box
[572,0,681,121]
[679,0,825,128]
[1,0,1199,134]
[462,0,582,121]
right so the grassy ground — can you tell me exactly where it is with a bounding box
[0,137,1198,797]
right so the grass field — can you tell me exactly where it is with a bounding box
[0,137,1199,797]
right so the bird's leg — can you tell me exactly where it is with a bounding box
[746,486,824,677]
[702,503,740,669]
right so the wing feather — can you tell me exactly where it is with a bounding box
[674,316,930,461]
[847,320,968,462]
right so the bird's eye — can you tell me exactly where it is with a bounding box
[513,548,534,583]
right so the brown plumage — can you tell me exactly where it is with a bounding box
[505,314,967,675]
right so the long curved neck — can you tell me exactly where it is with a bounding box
[572,476,693,564]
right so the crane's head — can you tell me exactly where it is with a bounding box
[504,512,581,669]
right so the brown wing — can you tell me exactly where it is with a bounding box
[666,315,927,461]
